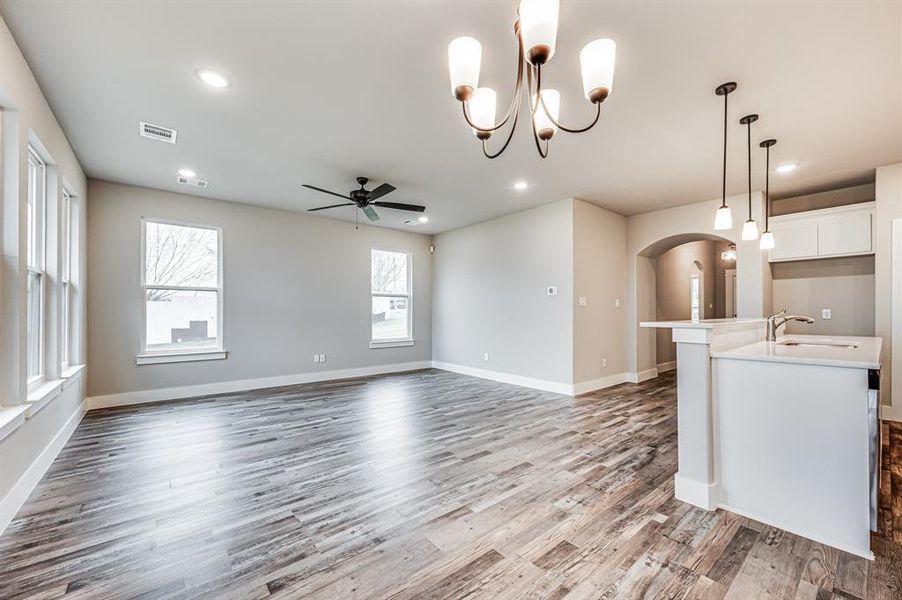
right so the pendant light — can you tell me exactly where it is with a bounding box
[713,82,736,230]
[759,139,777,250]
[739,113,759,241]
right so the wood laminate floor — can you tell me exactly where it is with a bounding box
[1,370,900,599]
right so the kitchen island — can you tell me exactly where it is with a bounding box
[641,319,881,559]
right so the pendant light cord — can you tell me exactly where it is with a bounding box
[746,121,752,218]
[764,145,770,231]
[721,92,728,208]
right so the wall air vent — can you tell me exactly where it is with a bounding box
[139,121,177,143]
[176,175,208,188]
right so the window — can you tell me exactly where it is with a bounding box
[26,147,45,386]
[141,219,222,359]
[61,190,72,367]
[370,249,412,346]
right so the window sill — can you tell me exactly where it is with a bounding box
[62,364,86,389]
[369,339,415,349]
[0,405,29,443]
[136,350,228,366]
[26,378,64,418]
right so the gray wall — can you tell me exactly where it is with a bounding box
[654,240,726,365]
[87,180,432,397]
[772,256,875,336]
[573,199,627,384]
[432,199,574,385]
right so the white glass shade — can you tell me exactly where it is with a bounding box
[759,231,775,250]
[742,219,759,241]
[448,37,482,100]
[533,89,560,139]
[519,0,559,64]
[579,39,616,101]
[714,206,733,230]
[469,87,497,136]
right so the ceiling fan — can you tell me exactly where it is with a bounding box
[302,177,425,223]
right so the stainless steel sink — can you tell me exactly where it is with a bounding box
[777,340,859,349]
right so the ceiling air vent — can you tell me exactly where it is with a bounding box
[139,121,177,143]
[177,175,208,188]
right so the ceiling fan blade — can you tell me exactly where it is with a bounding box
[302,184,352,201]
[372,201,426,213]
[362,206,380,222]
[307,203,355,212]
[366,183,396,201]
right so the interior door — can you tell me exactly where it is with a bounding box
[725,269,737,318]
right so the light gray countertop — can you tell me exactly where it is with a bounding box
[710,334,882,369]
[639,318,765,330]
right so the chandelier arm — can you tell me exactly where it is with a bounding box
[535,64,603,133]
[482,91,522,159]
[530,105,550,158]
[461,31,527,134]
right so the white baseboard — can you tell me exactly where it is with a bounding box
[87,361,433,410]
[674,472,719,511]
[880,404,902,422]
[571,373,628,396]
[431,361,573,395]
[0,400,86,536]
[625,368,658,383]
[656,361,676,373]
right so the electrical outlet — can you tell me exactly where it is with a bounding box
[578,296,587,306]
[320,353,327,363]
[483,352,490,362]
[822,308,832,320]
[614,298,620,307]
[602,358,607,368]
[313,354,320,363]
[547,286,558,296]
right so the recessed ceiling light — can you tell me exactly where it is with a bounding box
[418,215,429,223]
[513,180,529,190]
[775,163,798,173]
[197,69,230,88]
[177,168,197,178]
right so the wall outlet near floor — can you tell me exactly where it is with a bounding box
[547,286,558,296]
[483,352,490,362]
[313,354,320,363]
[822,308,832,320]
[578,296,587,306]
[602,358,607,368]
[320,353,326,363]
[314,353,327,363]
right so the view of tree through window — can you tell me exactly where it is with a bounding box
[371,249,411,341]
[143,221,221,353]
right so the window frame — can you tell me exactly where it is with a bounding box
[138,217,225,362]
[26,147,46,389]
[60,189,72,369]
[369,248,414,348]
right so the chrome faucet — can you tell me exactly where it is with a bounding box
[766,308,815,342]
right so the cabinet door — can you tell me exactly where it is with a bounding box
[818,210,873,256]
[769,217,819,261]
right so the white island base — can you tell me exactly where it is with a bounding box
[641,319,881,560]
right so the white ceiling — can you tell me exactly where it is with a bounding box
[2,1,900,233]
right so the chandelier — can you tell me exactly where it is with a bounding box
[447,0,616,159]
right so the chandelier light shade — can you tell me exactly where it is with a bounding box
[721,245,738,261]
[447,0,614,159]
[469,88,497,138]
[759,138,777,250]
[519,0,560,65]
[579,38,616,102]
[448,36,482,101]
[534,89,560,139]
[713,82,736,231]
[739,113,759,241]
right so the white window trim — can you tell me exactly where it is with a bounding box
[370,248,414,347]
[139,217,224,363]
[26,147,46,391]
[61,189,72,369]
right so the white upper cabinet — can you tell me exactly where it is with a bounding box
[768,202,874,262]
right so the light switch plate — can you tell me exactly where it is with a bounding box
[614,298,621,307]
[483,352,490,362]
[313,354,320,363]
[547,286,558,296]
[578,296,587,306]
[822,308,832,320]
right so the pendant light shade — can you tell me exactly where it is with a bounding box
[579,38,616,103]
[469,87,497,138]
[533,88,560,140]
[740,113,759,240]
[448,37,482,101]
[760,138,777,250]
[519,0,560,66]
[713,82,736,231]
